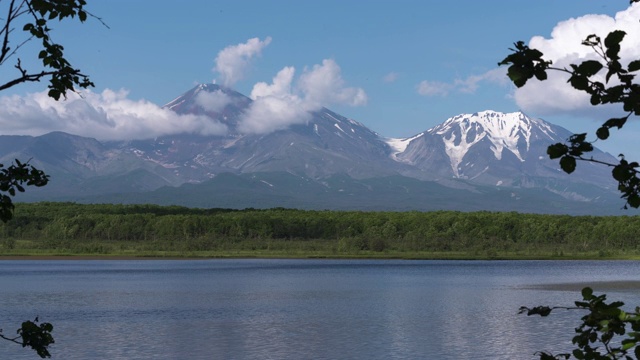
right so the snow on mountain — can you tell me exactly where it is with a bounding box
[390,110,617,194]
[385,133,424,161]
[427,111,556,176]
[1,84,621,211]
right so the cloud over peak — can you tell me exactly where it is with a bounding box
[214,37,272,87]
[238,59,367,134]
[0,37,367,140]
[0,89,228,141]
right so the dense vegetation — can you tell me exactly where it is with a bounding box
[1,202,640,259]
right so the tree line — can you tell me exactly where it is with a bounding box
[1,202,640,257]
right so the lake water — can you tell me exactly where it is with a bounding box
[1,259,640,359]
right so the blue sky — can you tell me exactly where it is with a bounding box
[2,1,640,158]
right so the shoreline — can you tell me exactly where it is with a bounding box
[522,280,640,291]
[1,253,640,261]
[0,255,197,260]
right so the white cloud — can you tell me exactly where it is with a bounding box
[455,68,509,93]
[239,67,310,134]
[417,68,508,97]
[194,90,232,113]
[298,59,367,108]
[0,41,366,139]
[238,59,367,134]
[214,37,272,87]
[513,3,640,118]
[250,66,296,99]
[239,95,309,135]
[383,72,399,83]
[417,80,452,96]
[0,89,228,141]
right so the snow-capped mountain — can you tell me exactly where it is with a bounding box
[117,83,403,181]
[387,110,616,191]
[0,84,623,214]
[163,83,251,132]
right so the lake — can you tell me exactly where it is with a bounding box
[1,259,640,359]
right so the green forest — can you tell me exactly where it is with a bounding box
[1,202,639,259]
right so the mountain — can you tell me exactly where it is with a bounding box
[386,110,617,201]
[3,84,624,214]
[123,83,405,181]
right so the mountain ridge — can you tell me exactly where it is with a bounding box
[0,83,623,214]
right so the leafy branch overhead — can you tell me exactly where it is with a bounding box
[0,0,101,224]
[499,23,640,208]
[0,0,100,358]
[0,0,99,99]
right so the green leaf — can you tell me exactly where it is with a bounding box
[560,156,576,174]
[582,286,593,300]
[572,349,585,359]
[507,66,528,88]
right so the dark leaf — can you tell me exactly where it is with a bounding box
[629,60,640,72]
[613,165,633,182]
[603,117,628,129]
[596,127,610,140]
[569,75,589,91]
[547,143,568,159]
[604,30,627,50]
[534,68,548,81]
[628,194,640,208]
[577,60,603,77]
[560,156,577,174]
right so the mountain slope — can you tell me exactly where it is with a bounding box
[0,84,624,214]
[387,110,617,200]
[115,84,405,181]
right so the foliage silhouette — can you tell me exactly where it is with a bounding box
[0,0,101,357]
[501,1,640,358]
[499,0,640,209]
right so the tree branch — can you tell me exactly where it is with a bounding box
[0,332,23,345]
[0,60,77,92]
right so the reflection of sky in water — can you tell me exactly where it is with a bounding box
[1,260,640,359]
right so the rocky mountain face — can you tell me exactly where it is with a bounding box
[387,111,617,201]
[2,84,623,214]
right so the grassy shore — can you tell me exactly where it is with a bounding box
[2,248,640,260]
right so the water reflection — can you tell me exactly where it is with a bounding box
[1,260,640,359]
